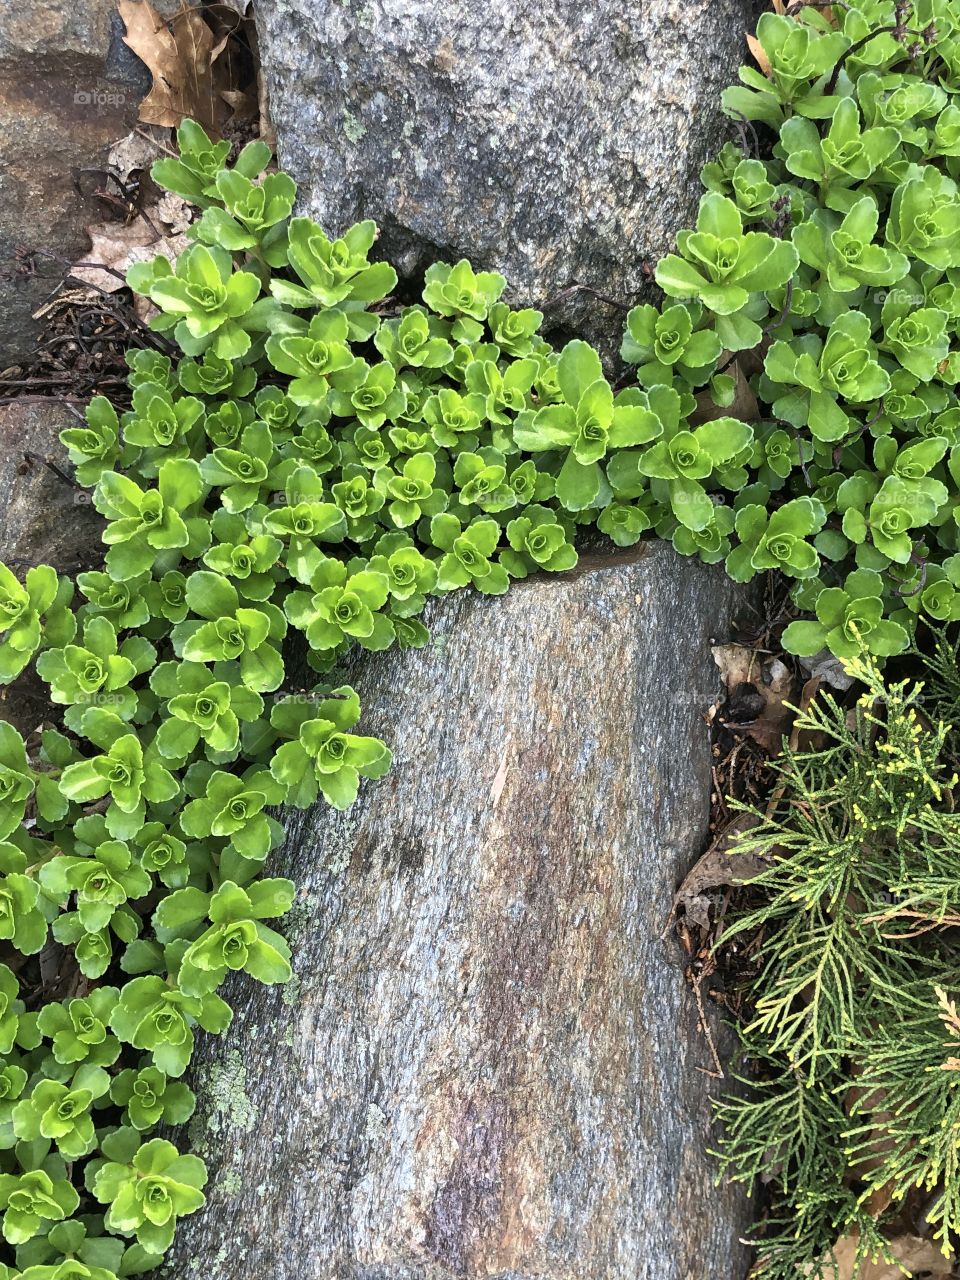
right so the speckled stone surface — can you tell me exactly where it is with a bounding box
[166,544,754,1280]
[254,0,757,351]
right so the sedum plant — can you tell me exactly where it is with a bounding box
[1,0,960,1272]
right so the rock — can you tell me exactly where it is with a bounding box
[0,0,149,364]
[0,401,103,734]
[165,543,754,1280]
[0,401,103,573]
[255,0,756,348]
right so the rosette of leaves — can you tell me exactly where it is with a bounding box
[177,348,257,399]
[75,571,150,633]
[193,167,297,257]
[109,976,231,1077]
[199,421,282,513]
[376,452,448,527]
[792,195,909,313]
[0,564,74,682]
[422,259,506,320]
[109,1065,195,1133]
[514,340,663,510]
[0,841,50,955]
[13,1217,140,1279]
[720,10,851,127]
[429,514,511,595]
[59,397,122,485]
[366,534,438,615]
[779,96,901,205]
[128,242,267,361]
[460,358,536,439]
[329,358,406,428]
[36,617,154,730]
[88,1131,206,1255]
[149,659,264,763]
[608,413,753,532]
[51,909,139,983]
[620,301,722,387]
[57,710,178,841]
[39,840,151,936]
[373,306,454,369]
[150,120,262,206]
[0,1163,80,1246]
[131,822,189,890]
[179,766,285,863]
[0,963,39,1056]
[268,686,392,809]
[154,878,294,996]
[726,496,827,581]
[174,570,285,694]
[501,505,578,577]
[284,559,396,652]
[92,459,206,581]
[762,311,890,442]
[671,505,737,565]
[0,1060,26,1149]
[36,989,121,1072]
[0,723,35,841]
[596,498,660,547]
[202,511,282,598]
[434,451,502,518]
[264,463,347,583]
[783,568,910,658]
[264,309,359,406]
[272,217,397,310]
[328,470,386,545]
[122,380,204,465]
[878,285,949,380]
[12,1064,111,1160]
[885,164,960,270]
[654,192,799,346]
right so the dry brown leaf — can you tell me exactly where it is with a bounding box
[815,1231,953,1279]
[712,643,760,690]
[70,219,188,294]
[692,357,760,425]
[107,129,170,183]
[119,0,225,131]
[671,811,769,927]
[156,191,193,234]
[746,32,773,77]
[712,645,795,754]
[248,22,275,150]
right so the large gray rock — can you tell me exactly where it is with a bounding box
[165,544,754,1280]
[0,402,103,734]
[255,0,755,345]
[0,0,147,364]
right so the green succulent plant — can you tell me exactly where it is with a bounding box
[0,6,958,1271]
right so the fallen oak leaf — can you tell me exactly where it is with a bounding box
[107,128,170,184]
[712,645,795,755]
[118,0,223,131]
[668,811,768,933]
[70,218,188,294]
[811,1230,953,1279]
